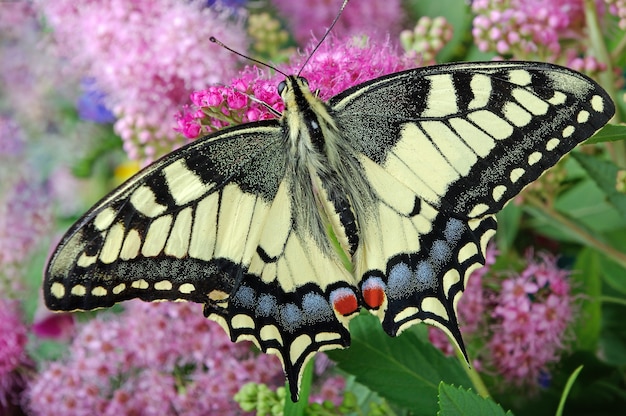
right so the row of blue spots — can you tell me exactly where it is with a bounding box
[386,217,466,300]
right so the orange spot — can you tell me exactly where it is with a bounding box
[363,286,385,309]
[332,292,358,316]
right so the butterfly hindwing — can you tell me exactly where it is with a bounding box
[331,61,614,350]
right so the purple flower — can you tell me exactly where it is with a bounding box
[0,299,32,411]
[176,36,415,139]
[471,0,607,68]
[26,301,284,414]
[35,0,248,164]
[430,249,575,389]
[272,0,402,46]
[77,79,116,124]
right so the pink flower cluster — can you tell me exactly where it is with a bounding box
[271,0,402,46]
[430,249,575,388]
[34,0,247,164]
[606,0,626,28]
[401,16,454,65]
[176,36,415,139]
[26,301,284,415]
[489,253,573,386]
[0,118,53,294]
[472,0,606,69]
[0,299,32,411]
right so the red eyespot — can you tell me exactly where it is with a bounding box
[330,288,358,316]
[362,277,386,309]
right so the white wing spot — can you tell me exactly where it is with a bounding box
[468,110,513,140]
[77,252,98,268]
[422,74,458,117]
[548,91,567,106]
[512,87,549,115]
[421,297,449,320]
[546,138,560,151]
[100,222,125,264]
[562,125,575,138]
[189,195,218,261]
[503,101,532,127]
[508,69,532,86]
[290,334,313,366]
[154,280,173,290]
[112,283,126,294]
[577,110,590,123]
[458,242,478,263]
[442,268,460,297]
[164,207,192,258]
[94,208,116,231]
[120,229,141,260]
[468,74,491,110]
[231,313,256,330]
[393,306,419,323]
[492,185,507,202]
[591,95,604,112]
[130,185,167,218]
[142,215,173,257]
[510,167,525,183]
[528,151,542,166]
[50,282,65,299]
[179,283,195,294]
[315,332,342,343]
[163,159,209,206]
[71,285,86,296]
[131,279,149,289]
[468,203,489,217]
[91,286,107,296]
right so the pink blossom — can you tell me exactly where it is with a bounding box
[176,36,415,139]
[34,0,247,165]
[488,252,574,387]
[272,0,402,45]
[0,299,32,410]
[26,301,284,415]
[471,0,606,63]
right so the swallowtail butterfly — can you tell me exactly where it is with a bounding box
[44,59,614,400]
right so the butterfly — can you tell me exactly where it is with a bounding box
[44,60,614,401]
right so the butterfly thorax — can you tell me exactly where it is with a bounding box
[279,76,367,265]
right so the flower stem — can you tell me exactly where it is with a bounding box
[525,194,626,269]
[456,348,491,398]
[584,0,625,166]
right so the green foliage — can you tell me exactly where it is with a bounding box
[327,313,471,415]
[437,384,513,416]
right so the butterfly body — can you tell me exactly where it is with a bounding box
[44,62,614,401]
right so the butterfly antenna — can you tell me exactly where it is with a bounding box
[210,36,288,78]
[297,0,350,76]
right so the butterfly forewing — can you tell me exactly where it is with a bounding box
[45,61,614,402]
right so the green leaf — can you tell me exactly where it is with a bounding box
[571,152,626,221]
[327,314,472,414]
[437,383,512,416]
[582,123,626,144]
[496,202,522,254]
[556,366,583,416]
[598,302,626,366]
[572,248,603,351]
[599,255,626,296]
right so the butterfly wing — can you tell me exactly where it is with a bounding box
[44,120,354,400]
[329,61,615,350]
